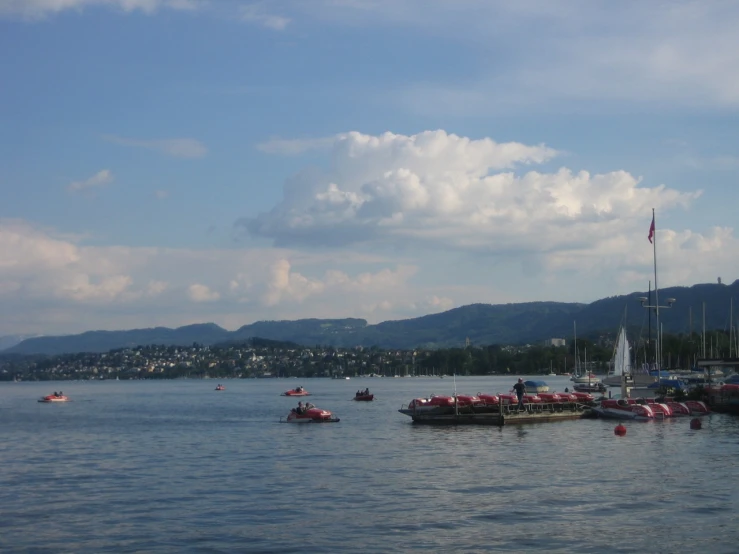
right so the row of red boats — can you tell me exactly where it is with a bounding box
[593,397,710,420]
[406,391,596,411]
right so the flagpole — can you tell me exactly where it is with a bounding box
[652,208,660,378]
[640,211,676,392]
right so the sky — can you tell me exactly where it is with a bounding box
[2,0,739,336]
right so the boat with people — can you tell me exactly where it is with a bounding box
[354,388,374,401]
[281,386,310,396]
[282,402,339,423]
[215,384,225,391]
[38,392,69,403]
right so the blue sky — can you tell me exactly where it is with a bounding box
[2,0,739,336]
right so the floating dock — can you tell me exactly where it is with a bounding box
[398,403,592,426]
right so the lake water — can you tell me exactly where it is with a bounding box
[1,376,738,553]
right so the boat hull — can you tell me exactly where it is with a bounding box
[353,395,374,401]
[38,396,69,403]
[283,417,340,423]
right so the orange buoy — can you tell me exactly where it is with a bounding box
[614,423,627,436]
[690,418,702,430]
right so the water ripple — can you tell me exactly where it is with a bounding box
[2,377,739,552]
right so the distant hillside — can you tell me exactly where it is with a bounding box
[4,323,230,356]
[4,280,739,355]
[0,334,41,351]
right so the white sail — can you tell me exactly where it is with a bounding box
[610,327,632,376]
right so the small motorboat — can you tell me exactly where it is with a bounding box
[281,386,311,396]
[38,393,69,403]
[215,384,225,391]
[282,404,339,423]
[353,394,374,401]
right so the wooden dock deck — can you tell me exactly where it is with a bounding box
[398,403,592,426]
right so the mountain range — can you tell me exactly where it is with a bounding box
[3,280,738,356]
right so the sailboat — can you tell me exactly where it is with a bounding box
[602,326,631,387]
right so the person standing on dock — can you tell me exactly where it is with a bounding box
[513,378,527,413]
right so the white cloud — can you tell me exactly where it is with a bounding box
[103,135,208,159]
[188,283,220,302]
[244,129,698,254]
[3,214,739,336]
[282,0,739,112]
[147,280,169,296]
[240,3,290,30]
[0,0,201,18]
[67,169,113,193]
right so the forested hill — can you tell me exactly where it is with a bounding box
[4,280,738,355]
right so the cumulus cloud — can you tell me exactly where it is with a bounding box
[67,169,113,193]
[0,0,201,18]
[102,135,208,159]
[242,129,699,255]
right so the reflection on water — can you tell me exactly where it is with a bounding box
[1,377,738,553]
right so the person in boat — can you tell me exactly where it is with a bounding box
[364,388,370,395]
[297,401,304,414]
[53,391,58,397]
[513,378,526,413]
[564,387,569,393]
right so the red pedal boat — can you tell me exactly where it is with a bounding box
[281,386,311,396]
[38,393,69,403]
[283,404,339,423]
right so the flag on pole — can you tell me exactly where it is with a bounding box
[648,214,655,244]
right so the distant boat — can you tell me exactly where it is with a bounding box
[38,393,69,403]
